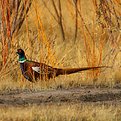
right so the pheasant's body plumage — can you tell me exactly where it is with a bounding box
[17,49,106,82]
[19,61,58,82]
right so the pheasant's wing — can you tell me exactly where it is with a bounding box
[32,67,40,73]
[31,62,55,74]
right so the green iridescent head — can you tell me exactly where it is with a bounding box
[16,49,27,63]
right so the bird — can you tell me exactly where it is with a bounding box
[16,49,106,82]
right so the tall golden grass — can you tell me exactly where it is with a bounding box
[0,0,121,89]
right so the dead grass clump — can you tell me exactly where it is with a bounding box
[0,103,120,121]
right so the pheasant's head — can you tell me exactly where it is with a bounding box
[16,49,27,63]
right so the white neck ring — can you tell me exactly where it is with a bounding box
[19,60,26,63]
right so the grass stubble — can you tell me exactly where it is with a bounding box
[0,103,121,121]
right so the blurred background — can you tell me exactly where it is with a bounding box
[0,0,121,90]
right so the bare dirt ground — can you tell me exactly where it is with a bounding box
[0,86,121,106]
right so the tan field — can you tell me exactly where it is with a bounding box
[0,103,121,121]
[0,0,121,120]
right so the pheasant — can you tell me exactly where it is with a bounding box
[17,49,105,82]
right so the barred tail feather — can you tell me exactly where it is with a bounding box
[56,66,106,76]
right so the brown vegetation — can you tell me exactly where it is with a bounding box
[0,103,121,121]
[0,0,121,120]
[0,0,120,89]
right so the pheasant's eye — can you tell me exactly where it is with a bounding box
[18,49,22,53]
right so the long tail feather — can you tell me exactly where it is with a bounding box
[56,66,106,76]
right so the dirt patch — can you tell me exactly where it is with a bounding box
[0,87,121,106]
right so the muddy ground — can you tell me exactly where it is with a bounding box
[0,86,121,106]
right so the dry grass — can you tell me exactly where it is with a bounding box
[0,103,121,121]
[0,0,121,90]
[0,1,121,120]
